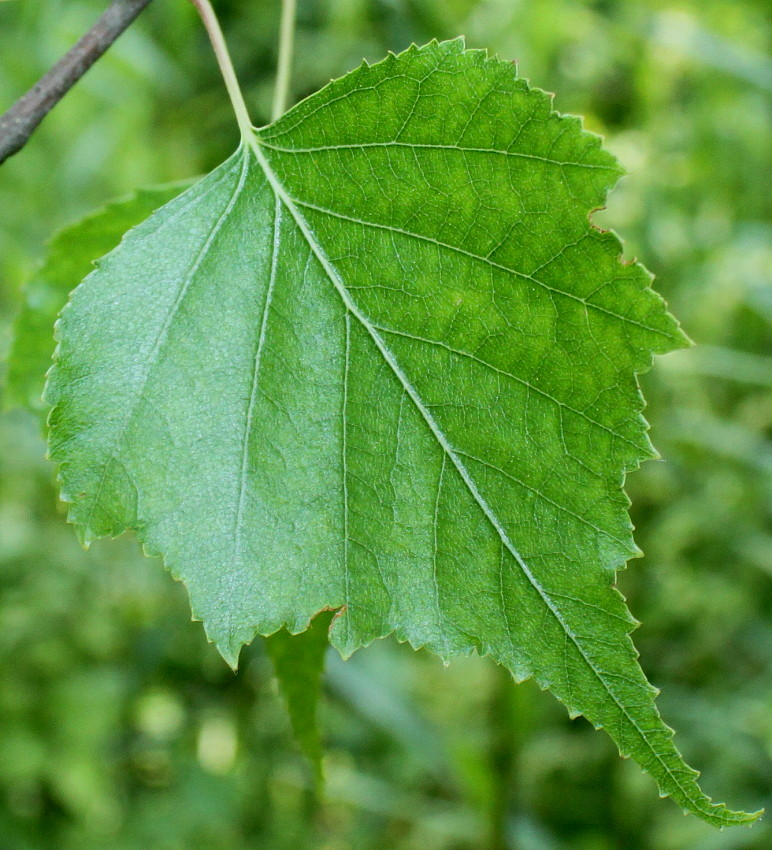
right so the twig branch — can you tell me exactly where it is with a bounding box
[0,0,154,166]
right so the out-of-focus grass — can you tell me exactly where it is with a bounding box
[0,1,769,848]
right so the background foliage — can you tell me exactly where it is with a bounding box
[0,1,769,848]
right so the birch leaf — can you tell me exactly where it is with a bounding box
[44,40,760,826]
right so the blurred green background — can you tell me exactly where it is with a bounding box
[0,1,770,848]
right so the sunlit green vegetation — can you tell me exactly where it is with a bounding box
[0,1,769,847]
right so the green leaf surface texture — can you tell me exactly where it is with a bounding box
[266,611,333,782]
[4,184,189,410]
[44,40,759,825]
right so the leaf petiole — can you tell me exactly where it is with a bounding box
[187,0,253,137]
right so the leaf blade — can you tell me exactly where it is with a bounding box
[45,39,759,825]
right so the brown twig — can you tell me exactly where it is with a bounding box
[0,0,154,166]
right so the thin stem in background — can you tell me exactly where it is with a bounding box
[272,0,297,121]
[488,663,531,850]
[187,0,253,137]
[0,0,154,166]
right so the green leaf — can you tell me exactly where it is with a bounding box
[44,40,760,825]
[4,184,189,411]
[266,611,333,783]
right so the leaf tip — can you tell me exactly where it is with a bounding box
[216,640,242,672]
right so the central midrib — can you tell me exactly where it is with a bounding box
[244,135,705,811]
